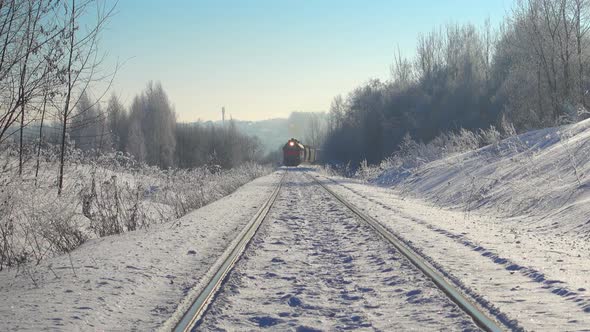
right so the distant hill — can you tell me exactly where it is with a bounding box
[201,118,289,154]
[203,112,327,154]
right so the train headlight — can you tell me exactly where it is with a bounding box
[289,141,294,146]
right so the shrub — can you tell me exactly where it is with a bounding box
[0,146,271,270]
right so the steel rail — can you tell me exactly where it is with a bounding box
[173,172,285,332]
[306,173,504,332]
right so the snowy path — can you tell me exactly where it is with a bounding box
[198,170,480,331]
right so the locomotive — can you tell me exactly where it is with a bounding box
[282,138,318,166]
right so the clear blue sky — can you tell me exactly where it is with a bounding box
[101,0,513,122]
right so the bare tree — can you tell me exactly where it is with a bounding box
[0,1,63,145]
[304,113,326,148]
[482,17,494,85]
[126,113,145,163]
[573,0,590,108]
[328,95,345,132]
[35,80,51,182]
[391,46,414,88]
[106,94,128,151]
[56,0,115,194]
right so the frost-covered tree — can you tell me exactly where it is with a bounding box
[56,0,116,194]
[324,22,499,164]
[107,95,128,152]
[493,0,590,127]
[70,93,106,152]
[304,113,327,148]
[0,1,70,175]
[126,114,146,163]
[127,82,176,168]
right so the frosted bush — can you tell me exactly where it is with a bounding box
[319,162,354,178]
[479,126,502,147]
[327,125,514,184]
[355,159,383,181]
[0,146,271,270]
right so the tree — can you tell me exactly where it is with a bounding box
[573,0,590,109]
[70,92,105,152]
[391,46,415,88]
[57,0,116,194]
[328,95,346,132]
[106,94,128,152]
[126,114,145,163]
[127,82,176,168]
[0,1,64,174]
[304,113,325,148]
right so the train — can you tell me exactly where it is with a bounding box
[282,138,319,166]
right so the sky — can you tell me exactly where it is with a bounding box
[100,0,514,122]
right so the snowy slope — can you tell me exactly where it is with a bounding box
[375,119,590,238]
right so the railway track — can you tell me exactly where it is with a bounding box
[173,170,504,331]
[305,173,504,332]
[173,172,285,332]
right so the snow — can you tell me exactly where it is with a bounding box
[3,119,590,331]
[375,119,590,236]
[0,172,282,331]
[313,175,590,330]
[312,118,590,330]
[199,171,480,331]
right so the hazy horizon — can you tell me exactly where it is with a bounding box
[102,0,513,122]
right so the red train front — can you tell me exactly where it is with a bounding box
[283,138,304,166]
[282,138,318,166]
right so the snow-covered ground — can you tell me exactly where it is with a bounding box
[199,171,479,331]
[0,172,282,331]
[312,119,590,330]
[373,119,590,239]
[315,174,590,330]
[3,120,590,332]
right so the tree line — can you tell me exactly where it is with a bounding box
[21,81,264,171]
[117,81,262,170]
[324,0,590,165]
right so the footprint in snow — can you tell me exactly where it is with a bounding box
[340,293,361,301]
[288,296,302,307]
[357,287,373,293]
[341,255,353,263]
[296,325,323,332]
[249,316,283,328]
[406,289,422,297]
